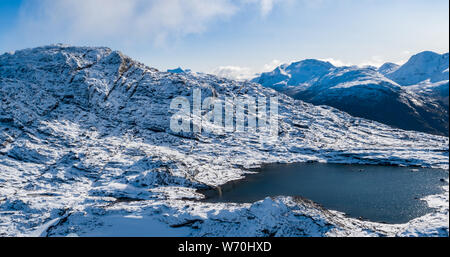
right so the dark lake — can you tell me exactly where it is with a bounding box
[201,163,448,224]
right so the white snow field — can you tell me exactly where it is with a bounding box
[0,45,448,237]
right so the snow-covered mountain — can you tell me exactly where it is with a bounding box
[167,67,191,74]
[378,62,400,75]
[409,80,449,109]
[255,59,334,90]
[252,51,449,136]
[0,45,448,237]
[386,51,449,86]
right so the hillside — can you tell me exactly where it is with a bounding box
[0,45,448,236]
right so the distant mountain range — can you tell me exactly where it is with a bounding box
[252,51,449,136]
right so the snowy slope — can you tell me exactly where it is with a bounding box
[378,62,400,75]
[0,45,448,237]
[386,51,449,86]
[293,66,448,136]
[252,54,449,136]
[252,59,334,89]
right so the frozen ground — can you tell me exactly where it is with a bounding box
[0,45,448,237]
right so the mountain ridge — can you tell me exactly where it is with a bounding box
[252,51,449,136]
[386,51,449,86]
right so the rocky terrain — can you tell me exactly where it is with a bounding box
[0,45,448,237]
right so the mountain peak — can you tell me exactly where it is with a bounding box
[411,50,441,59]
[287,59,334,69]
[253,59,335,88]
[378,62,400,75]
[167,67,191,74]
[386,51,449,85]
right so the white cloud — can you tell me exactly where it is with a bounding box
[12,0,290,47]
[212,59,285,80]
[15,0,238,46]
[212,66,254,81]
[260,0,276,16]
[263,59,283,71]
[319,58,352,67]
[321,56,387,68]
[402,50,411,55]
[358,56,385,68]
[242,0,292,17]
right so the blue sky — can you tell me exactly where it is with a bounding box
[0,0,448,79]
